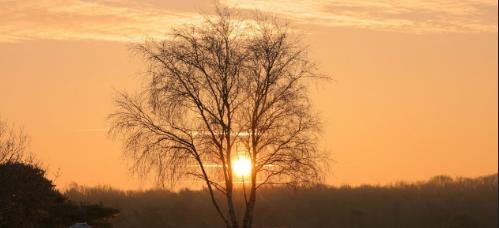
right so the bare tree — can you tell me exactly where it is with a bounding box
[109,8,326,228]
[0,118,31,164]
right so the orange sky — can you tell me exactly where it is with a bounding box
[0,0,497,190]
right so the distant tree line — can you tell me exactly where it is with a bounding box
[65,174,497,228]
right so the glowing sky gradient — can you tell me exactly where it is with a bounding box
[0,0,497,189]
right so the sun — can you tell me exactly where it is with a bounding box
[233,156,252,177]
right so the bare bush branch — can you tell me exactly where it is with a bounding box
[0,119,32,164]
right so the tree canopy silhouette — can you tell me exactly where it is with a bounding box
[109,7,326,228]
[0,162,119,227]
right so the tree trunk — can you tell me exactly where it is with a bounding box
[226,185,239,228]
[242,189,256,228]
[242,163,257,228]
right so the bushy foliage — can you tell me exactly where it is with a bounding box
[65,174,497,228]
[0,162,119,227]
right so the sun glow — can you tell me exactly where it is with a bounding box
[233,156,252,177]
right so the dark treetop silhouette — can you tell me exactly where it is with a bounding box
[108,7,326,228]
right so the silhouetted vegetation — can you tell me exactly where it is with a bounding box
[1,118,119,227]
[65,174,497,228]
[0,162,119,227]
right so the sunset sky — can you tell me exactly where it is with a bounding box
[0,0,497,190]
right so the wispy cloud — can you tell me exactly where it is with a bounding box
[222,0,498,33]
[0,0,496,43]
[0,0,204,43]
